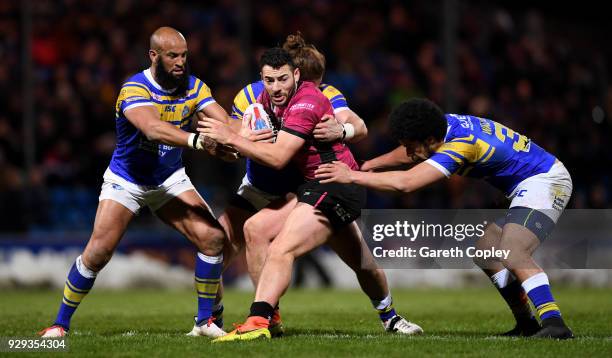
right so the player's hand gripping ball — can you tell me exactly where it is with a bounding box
[241,103,276,142]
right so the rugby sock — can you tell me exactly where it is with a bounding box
[195,252,223,325]
[490,269,534,322]
[54,255,97,330]
[249,301,274,323]
[521,272,562,321]
[211,303,224,328]
[371,294,397,322]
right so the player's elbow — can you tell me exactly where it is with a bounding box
[141,124,164,142]
[357,124,368,139]
[269,156,290,170]
[394,178,414,193]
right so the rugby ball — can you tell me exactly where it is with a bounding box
[244,103,276,142]
[245,103,274,131]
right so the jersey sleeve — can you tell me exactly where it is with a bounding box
[116,83,153,114]
[230,86,253,121]
[321,84,349,114]
[280,98,320,140]
[425,138,478,177]
[194,81,216,112]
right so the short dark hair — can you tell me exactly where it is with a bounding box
[259,47,295,70]
[389,98,447,143]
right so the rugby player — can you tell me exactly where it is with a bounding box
[315,98,574,339]
[200,47,422,342]
[211,33,420,337]
[39,27,230,338]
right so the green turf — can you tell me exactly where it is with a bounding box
[1,287,610,357]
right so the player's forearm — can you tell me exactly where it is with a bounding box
[363,146,412,170]
[343,114,368,143]
[143,121,191,147]
[227,134,289,169]
[349,170,415,193]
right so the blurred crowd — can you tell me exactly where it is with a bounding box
[0,0,610,232]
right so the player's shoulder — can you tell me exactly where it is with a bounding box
[234,80,264,107]
[188,75,210,91]
[445,114,477,141]
[294,81,327,102]
[319,83,344,98]
[121,71,149,89]
[117,71,152,101]
[238,80,264,97]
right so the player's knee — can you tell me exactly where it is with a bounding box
[243,218,273,248]
[498,238,530,269]
[189,225,225,256]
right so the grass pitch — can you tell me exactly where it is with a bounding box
[1,287,610,357]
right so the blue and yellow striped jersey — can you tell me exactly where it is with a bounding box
[230,80,350,195]
[426,114,556,195]
[109,69,215,185]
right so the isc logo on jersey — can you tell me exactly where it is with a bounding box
[244,103,276,142]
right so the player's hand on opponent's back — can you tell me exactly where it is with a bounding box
[315,161,353,184]
[239,113,275,142]
[314,114,343,142]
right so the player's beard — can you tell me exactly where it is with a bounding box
[155,59,190,97]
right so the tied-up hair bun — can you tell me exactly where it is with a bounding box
[284,32,306,51]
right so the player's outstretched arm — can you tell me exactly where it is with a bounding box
[313,111,367,143]
[125,105,193,147]
[335,109,367,142]
[199,116,303,169]
[315,161,445,193]
[360,146,416,171]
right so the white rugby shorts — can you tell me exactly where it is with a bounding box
[508,161,573,223]
[99,167,196,214]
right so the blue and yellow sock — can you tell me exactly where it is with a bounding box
[491,269,534,322]
[521,272,561,321]
[54,256,97,330]
[371,294,397,322]
[195,252,223,325]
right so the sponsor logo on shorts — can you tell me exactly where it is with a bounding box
[552,196,565,211]
[516,189,528,197]
[333,203,353,223]
[111,183,124,191]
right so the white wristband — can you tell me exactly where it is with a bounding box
[342,123,355,141]
[188,133,199,149]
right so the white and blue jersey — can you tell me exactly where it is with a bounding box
[110,69,216,185]
[426,114,557,195]
[230,80,351,195]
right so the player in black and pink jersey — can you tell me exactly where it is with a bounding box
[200,48,422,342]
